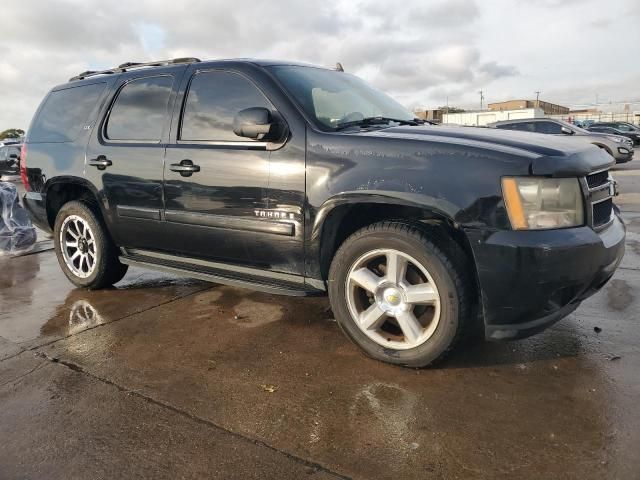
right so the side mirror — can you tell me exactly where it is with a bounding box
[8,153,18,166]
[561,126,574,135]
[233,107,287,142]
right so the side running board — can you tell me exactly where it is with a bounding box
[119,249,324,297]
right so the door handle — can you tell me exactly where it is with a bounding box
[170,160,200,177]
[88,155,112,170]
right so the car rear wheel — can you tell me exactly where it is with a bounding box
[328,221,472,367]
[54,200,128,289]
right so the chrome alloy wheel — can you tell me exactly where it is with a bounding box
[345,248,441,350]
[60,215,97,279]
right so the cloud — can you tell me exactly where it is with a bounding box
[0,0,637,130]
[478,61,519,80]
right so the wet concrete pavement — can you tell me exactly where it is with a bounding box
[1,162,639,479]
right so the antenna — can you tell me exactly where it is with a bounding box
[478,90,484,109]
[535,90,541,108]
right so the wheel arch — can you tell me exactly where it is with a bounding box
[591,142,613,156]
[44,176,104,229]
[311,193,478,290]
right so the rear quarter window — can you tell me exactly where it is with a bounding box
[29,82,106,143]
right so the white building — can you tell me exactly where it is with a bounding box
[443,108,545,126]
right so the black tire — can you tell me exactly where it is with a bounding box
[53,200,128,289]
[328,221,473,367]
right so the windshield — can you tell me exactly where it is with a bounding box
[558,119,590,134]
[613,123,634,132]
[267,65,415,130]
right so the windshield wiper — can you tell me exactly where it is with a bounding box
[335,116,424,131]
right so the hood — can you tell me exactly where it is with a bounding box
[358,125,614,176]
[581,130,629,140]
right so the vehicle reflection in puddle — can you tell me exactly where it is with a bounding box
[68,299,104,333]
[349,382,420,456]
[0,251,208,346]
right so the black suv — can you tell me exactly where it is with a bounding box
[22,58,625,367]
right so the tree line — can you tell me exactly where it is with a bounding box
[0,129,25,140]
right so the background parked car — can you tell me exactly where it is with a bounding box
[591,121,640,132]
[588,123,640,145]
[0,143,21,175]
[489,118,634,163]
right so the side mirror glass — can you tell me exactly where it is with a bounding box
[233,107,288,143]
[561,126,574,135]
[9,153,18,159]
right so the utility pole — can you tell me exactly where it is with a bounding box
[535,90,541,108]
[479,90,484,110]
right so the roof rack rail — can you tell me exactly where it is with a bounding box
[69,57,201,82]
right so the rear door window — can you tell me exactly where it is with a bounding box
[534,122,563,134]
[498,122,534,132]
[29,83,106,143]
[105,76,174,142]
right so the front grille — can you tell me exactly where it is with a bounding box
[585,169,614,229]
[592,198,613,227]
[586,170,609,189]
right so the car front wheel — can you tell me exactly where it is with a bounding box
[328,221,472,367]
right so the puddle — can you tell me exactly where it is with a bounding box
[606,279,634,312]
[0,251,208,345]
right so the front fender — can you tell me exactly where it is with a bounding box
[311,191,460,244]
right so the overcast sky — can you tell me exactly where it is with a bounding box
[1,0,639,131]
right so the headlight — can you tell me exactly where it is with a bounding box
[502,177,584,230]
[606,136,624,143]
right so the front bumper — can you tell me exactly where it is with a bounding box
[613,146,634,163]
[465,213,626,340]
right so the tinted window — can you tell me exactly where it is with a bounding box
[522,123,537,132]
[498,122,535,132]
[180,71,273,142]
[29,83,106,143]
[106,76,174,141]
[534,121,563,134]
